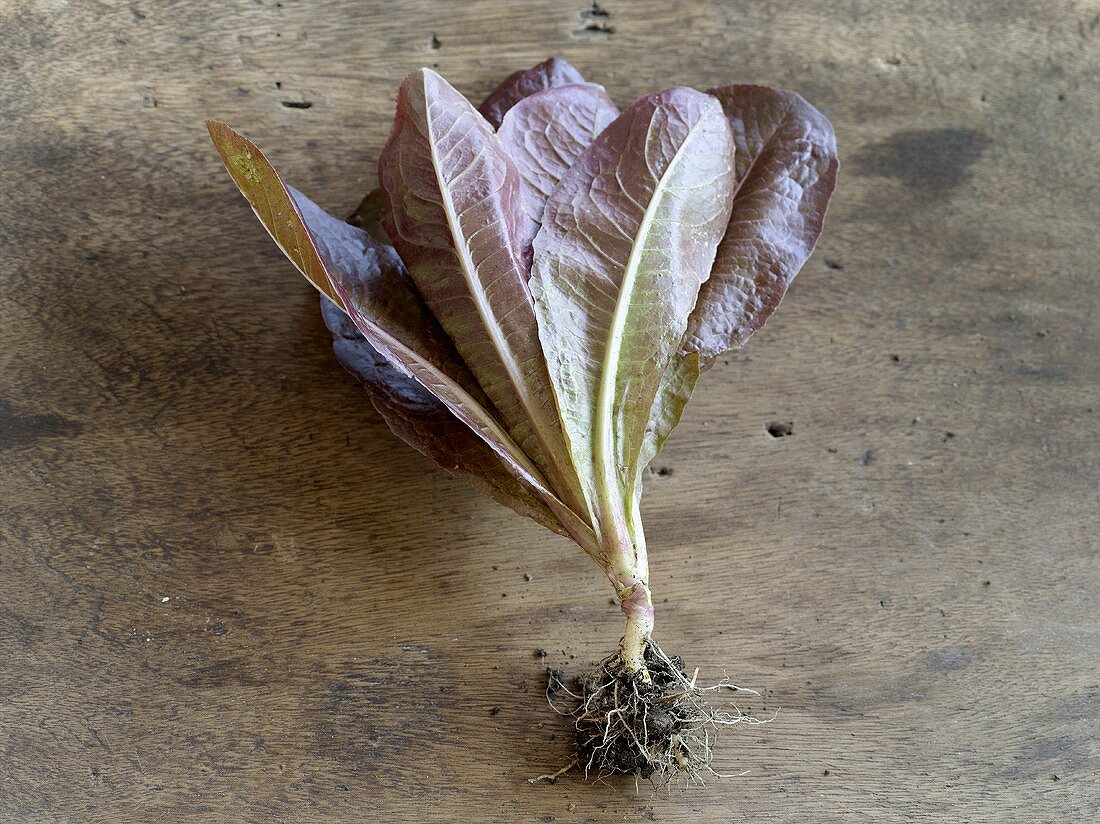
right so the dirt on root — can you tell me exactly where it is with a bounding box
[544,639,764,784]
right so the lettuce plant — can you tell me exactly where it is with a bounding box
[208,57,837,781]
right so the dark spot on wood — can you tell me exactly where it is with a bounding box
[1012,361,1069,382]
[281,100,313,109]
[429,34,441,49]
[577,2,614,35]
[652,465,674,476]
[767,421,793,438]
[182,660,268,688]
[490,706,501,715]
[823,769,830,775]
[274,81,282,89]
[853,128,991,197]
[0,399,83,450]
[943,431,956,442]
[824,258,843,270]
[928,649,970,671]
[891,354,900,362]
[859,449,873,466]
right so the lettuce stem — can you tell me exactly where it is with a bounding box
[619,579,654,679]
[608,521,653,680]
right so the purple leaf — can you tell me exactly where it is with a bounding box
[207,120,596,547]
[478,56,586,129]
[637,86,838,479]
[347,58,588,237]
[320,290,568,536]
[686,84,839,361]
[497,83,619,265]
[378,68,589,520]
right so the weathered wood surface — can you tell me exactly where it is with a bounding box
[2,1,1097,821]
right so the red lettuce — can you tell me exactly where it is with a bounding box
[208,57,837,781]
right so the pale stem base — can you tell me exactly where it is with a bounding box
[616,577,655,680]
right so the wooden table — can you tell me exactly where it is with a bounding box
[2,1,1097,821]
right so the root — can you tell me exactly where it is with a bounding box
[527,759,578,785]
[545,639,770,785]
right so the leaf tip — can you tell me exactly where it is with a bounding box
[204,118,238,147]
[405,65,442,92]
[205,121,267,186]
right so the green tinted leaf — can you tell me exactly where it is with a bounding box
[206,120,344,308]
[530,88,736,554]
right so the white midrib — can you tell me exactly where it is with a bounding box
[425,96,594,524]
[382,333,600,554]
[593,114,707,556]
[426,101,538,434]
[327,248,598,553]
[378,329,544,482]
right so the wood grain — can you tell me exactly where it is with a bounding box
[1,1,1097,821]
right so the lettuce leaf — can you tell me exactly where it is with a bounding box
[378,68,588,519]
[497,83,619,266]
[347,57,589,244]
[529,88,736,557]
[636,85,839,481]
[687,84,839,360]
[207,120,597,550]
[478,56,586,128]
[320,280,568,535]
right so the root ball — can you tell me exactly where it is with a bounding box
[546,639,765,784]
